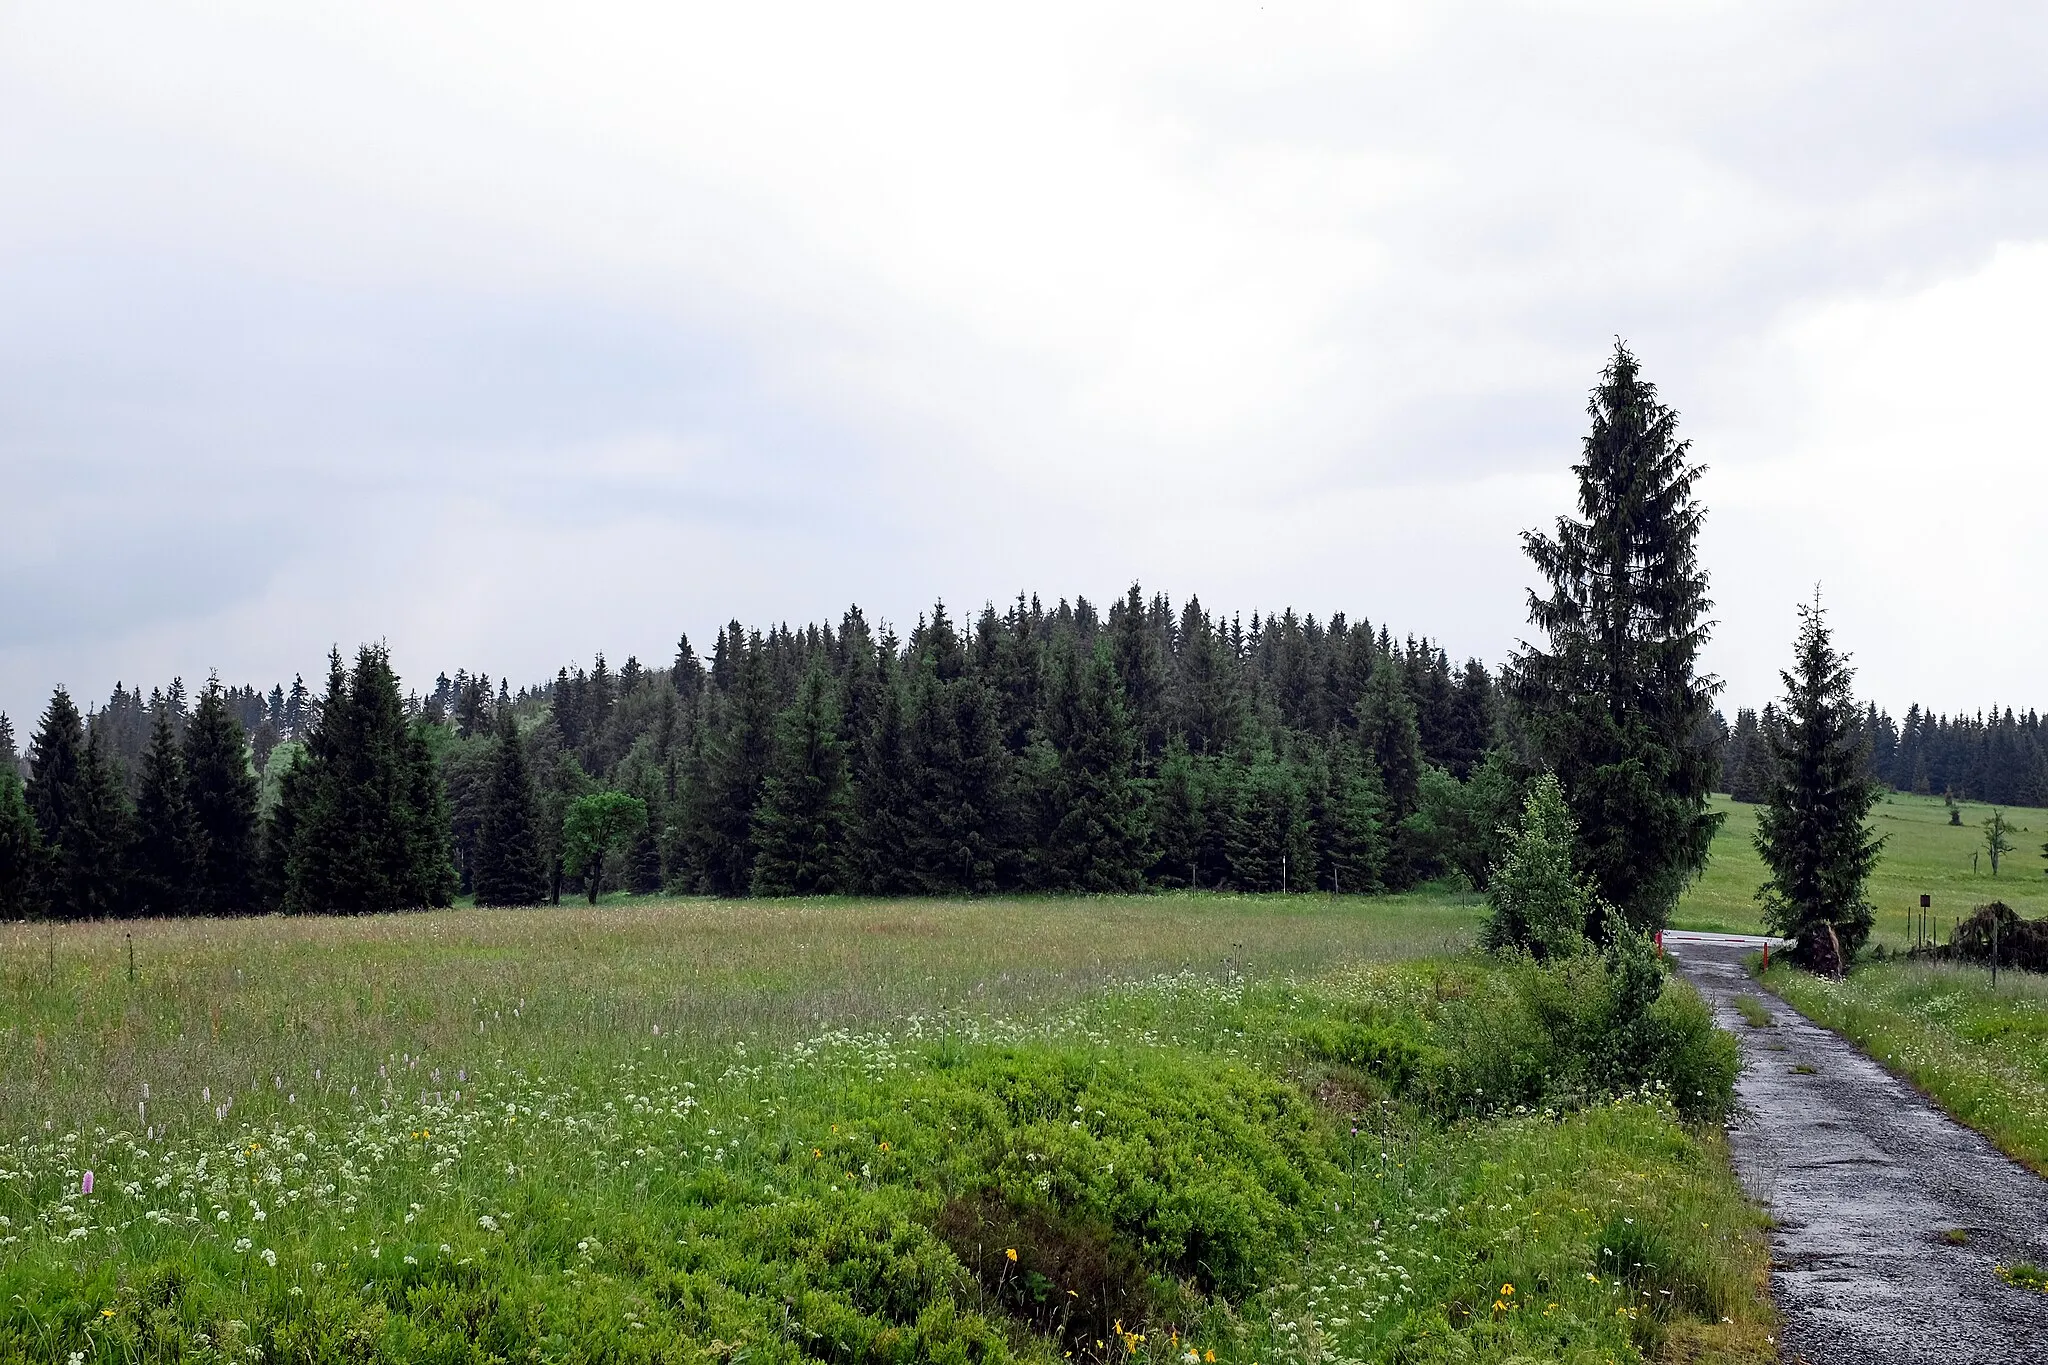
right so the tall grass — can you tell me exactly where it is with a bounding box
[0,894,1771,1363]
[1,893,1480,1137]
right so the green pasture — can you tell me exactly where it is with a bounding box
[1674,791,2048,944]
[0,894,1771,1364]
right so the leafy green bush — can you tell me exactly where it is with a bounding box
[1290,1018,1431,1093]
[1415,943,1737,1122]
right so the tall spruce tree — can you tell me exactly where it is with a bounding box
[1355,659,1423,819]
[26,688,85,862]
[1755,595,1884,969]
[1512,341,1721,933]
[130,703,200,916]
[752,661,851,895]
[68,731,133,920]
[850,653,919,893]
[28,690,132,919]
[0,764,48,918]
[1030,640,1148,891]
[280,647,456,913]
[1322,743,1391,895]
[472,709,548,906]
[184,678,262,915]
[904,606,1011,893]
[1224,750,1313,892]
[692,634,777,895]
[0,712,20,779]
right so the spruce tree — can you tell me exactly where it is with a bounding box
[26,688,85,858]
[694,635,777,895]
[1323,744,1390,894]
[0,765,49,918]
[0,712,20,779]
[1031,640,1148,891]
[752,661,851,895]
[1512,341,1721,933]
[130,704,199,916]
[1481,772,1598,960]
[281,646,456,913]
[1224,751,1313,892]
[473,710,548,906]
[67,731,133,920]
[1755,595,1884,969]
[904,613,1012,893]
[850,657,919,893]
[184,678,262,916]
[28,691,132,919]
[1147,740,1210,888]
[1355,658,1423,819]
[623,771,666,894]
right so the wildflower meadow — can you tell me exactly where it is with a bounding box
[2,895,1773,1363]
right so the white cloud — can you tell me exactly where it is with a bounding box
[3,2,2048,722]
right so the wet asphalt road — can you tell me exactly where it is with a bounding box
[1670,941,2048,1364]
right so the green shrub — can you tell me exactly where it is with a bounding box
[1291,1018,1431,1093]
[1416,944,1737,1122]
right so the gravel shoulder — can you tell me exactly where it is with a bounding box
[1671,941,2048,1364]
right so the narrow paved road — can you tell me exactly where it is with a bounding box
[1670,940,2048,1364]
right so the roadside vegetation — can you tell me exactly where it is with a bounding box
[0,897,1767,1363]
[1762,958,2048,1178]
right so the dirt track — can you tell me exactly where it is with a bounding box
[1670,941,2048,1364]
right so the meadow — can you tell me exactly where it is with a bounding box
[1672,791,2048,945]
[0,895,1771,1364]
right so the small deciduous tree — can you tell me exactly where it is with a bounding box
[1983,808,2014,877]
[562,790,647,904]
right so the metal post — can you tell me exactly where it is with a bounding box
[127,933,135,984]
[1993,914,2000,987]
[1281,855,1287,895]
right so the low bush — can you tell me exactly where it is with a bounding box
[1411,946,1737,1123]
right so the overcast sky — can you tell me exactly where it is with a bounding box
[5,2,2047,732]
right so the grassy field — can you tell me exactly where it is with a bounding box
[1673,791,2048,944]
[0,894,1772,1363]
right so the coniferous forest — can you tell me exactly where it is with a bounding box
[1,593,1515,916]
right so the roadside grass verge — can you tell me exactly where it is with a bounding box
[1762,959,2048,1176]
[1,899,1767,1363]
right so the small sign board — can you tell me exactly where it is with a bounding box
[1920,894,1932,908]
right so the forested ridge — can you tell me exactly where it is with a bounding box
[0,588,1524,915]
